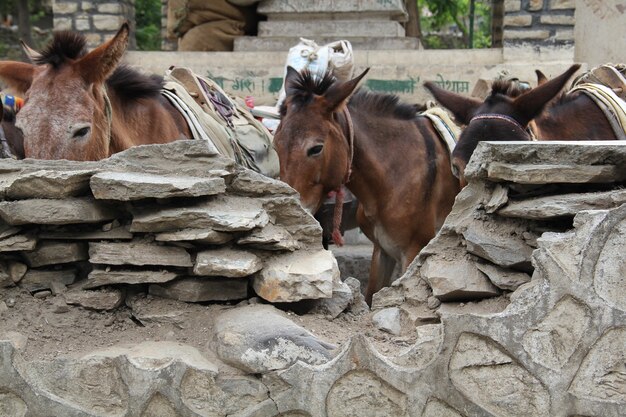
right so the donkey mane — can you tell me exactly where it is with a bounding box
[34,31,87,67]
[107,66,164,101]
[33,31,162,102]
[280,69,420,120]
[489,79,525,98]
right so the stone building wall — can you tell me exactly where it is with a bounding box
[503,0,576,45]
[52,0,136,48]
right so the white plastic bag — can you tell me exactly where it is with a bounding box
[276,38,354,107]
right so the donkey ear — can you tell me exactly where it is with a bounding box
[20,40,42,63]
[0,61,35,95]
[514,64,581,120]
[76,22,130,85]
[284,66,301,97]
[535,69,548,86]
[424,81,482,125]
[324,68,370,112]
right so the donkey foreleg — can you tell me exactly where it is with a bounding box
[365,244,396,305]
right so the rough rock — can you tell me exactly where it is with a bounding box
[89,241,193,267]
[19,269,76,293]
[344,276,369,315]
[149,277,248,302]
[193,248,262,277]
[0,233,37,252]
[236,223,300,251]
[371,286,405,310]
[40,225,134,240]
[421,252,501,301]
[213,304,335,373]
[90,171,226,200]
[64,286,124,311]
[127,294,189,326]
[462,221,534,270]
[22,241,88,267]
[8,261,27,284]
[393,324,443,368]
[252,249,338,302]
[311,279,353,318]
[475,262,532,291]
[228,168,296,195]
[372,307,402,335]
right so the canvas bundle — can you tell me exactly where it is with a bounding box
[162,66,279,178]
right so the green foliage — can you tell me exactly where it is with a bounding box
[419,0,492,49]
[135,0,162,50]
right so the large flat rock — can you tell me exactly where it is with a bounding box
[0,169,94,199]
[130,196,269,233]
[0,198,120,225]
[89,241,192,267]
[90,171,226,201]
[149,277,248,302]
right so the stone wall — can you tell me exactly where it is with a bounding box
[53,0,136,48]
[1,141,625,416]
[0,140,338,307]
[503,0,576,46]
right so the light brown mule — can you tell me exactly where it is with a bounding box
[274,68,460,304]
[425,64,618,185]
[0,23,190,161]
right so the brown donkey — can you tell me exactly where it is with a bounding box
[425,64,620,185]
[0,23,190,160]
[274,67,460,304]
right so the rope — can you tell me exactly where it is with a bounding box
[330,107,355,247]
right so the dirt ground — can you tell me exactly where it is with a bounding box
[0,285,422,363]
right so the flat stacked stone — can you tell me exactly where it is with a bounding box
[0,140,335,304]
[234,0,421,51]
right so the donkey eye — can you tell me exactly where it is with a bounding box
[307,144,323,157]
[72,126,91,139]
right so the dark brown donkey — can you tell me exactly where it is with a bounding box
[274,67,460,303]
[425,64,618,185]
[0,23,190,160]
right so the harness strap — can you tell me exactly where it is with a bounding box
[469,113,535,140]
[102,86,113,147]
[343,107,354,183]
[329,107,355,247]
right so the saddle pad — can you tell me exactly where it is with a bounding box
[421,106,461,153]
[570,83,626,140]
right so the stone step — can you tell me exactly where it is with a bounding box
[258,20,406,38]
[234,36,422,52]
[258,0,408,21]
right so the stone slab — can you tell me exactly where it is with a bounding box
[0,233,37,252]
[193,248,262,278]
[84,269,180,289]
[0,169,94,199]
[258,20,405,37]
[149,277,249,302]
[154,228,234,244]
[0,198,120,225]
[236,223,300,251]
[22,241,88,268]
[498,189,626,219]
[258,0,409,19]
[19,268,76,293]
[235,36,421,52]
[487,163,623,184]
[90,171,226,201]
[130,197,269,233]
[89,241,193,267]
